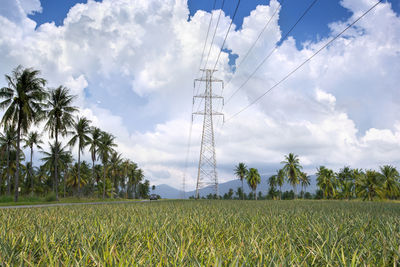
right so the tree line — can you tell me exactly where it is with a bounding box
[0,66,149,202]
[233,153,400,201]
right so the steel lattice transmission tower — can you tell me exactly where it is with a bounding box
[193,69,224,198]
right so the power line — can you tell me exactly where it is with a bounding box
[225,0,319,105]
[197,0,218,72]
[194,0,227,111]
[212,0,242,71]
[224,0,283,89]
[225,0,383,123]
[201,0,226,74]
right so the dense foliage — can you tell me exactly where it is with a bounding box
[0,66,149,201]
[236,153,400,201]
[0,200,399,265]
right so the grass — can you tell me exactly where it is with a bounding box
[0,200,399,265]
[0,195,140,206]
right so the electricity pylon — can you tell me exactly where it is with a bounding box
[193,69,224,198]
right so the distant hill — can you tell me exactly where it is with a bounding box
[154,175,318,199]
[152,184,184,199]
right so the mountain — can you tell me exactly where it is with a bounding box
[152,184,184,199]
[154,175,318,199]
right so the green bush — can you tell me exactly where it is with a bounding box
[44,192,57,202]
[0,195,13,203]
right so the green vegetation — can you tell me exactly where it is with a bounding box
[0,200,399,265]
[237,153,400,201]
[0,195,139,206]
[0,66,150,201]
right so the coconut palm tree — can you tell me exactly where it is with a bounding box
[127,161,138,198]
[316,166,336,199]
[68,161,91,192]
[98,131,116,199]
[281,153,302,198]
[134,168,144,199]
[356,170,383,201]
[23,131,43,194]
[68,116,92,197]
[234,162,247,200]
[44,86,77,200]
[0,126,17,195]
[379,165,400,199]
[268,174,277,200]
[109,151,122,198]
[41,141,71,193]
[121,159,133,198]
[299,172,310,198]
[0,66,47,201]
[62,152,74,198]
[276,169,285,200]
[88,127,101,193]
[246,168,261,200]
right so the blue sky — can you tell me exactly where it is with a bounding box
[30,0,400,48]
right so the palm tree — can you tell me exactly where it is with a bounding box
[379,165,400,199]
[68,161,91,192]
[121,159,133,198]
[44,86,77,200]
[336,166,355,200]
[268,174,277,200]
[234,163,247,200]
[109,151,122,198]
[356,170,383,201]
[127,161,138,198]
[68,116,91,197]
[23,131,43,194]
[98,131,116,199]
[0,66,47,201]
[299,172,310,198]
[246,168,261,200]
[134,168,144,199]
[316,166,336,199]
[276,169,285,200]
[41,141,70,192]
[340,180,354,200]
[62,152,74,198]
[281,153,302,198]
[0,126,17,195]
[88,127,101,193]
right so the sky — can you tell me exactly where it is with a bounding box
[1,0,400,190]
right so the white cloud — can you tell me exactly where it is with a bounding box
[0,0,399,190]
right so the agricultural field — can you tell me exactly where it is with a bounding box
[0,200,399,266]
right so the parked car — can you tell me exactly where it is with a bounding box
[149,194,158,200]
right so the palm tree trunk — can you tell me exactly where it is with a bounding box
[63,169,67,198]
[6,145,10,195]
[111,172,114,199]
[241,179,244,200]
[14,119,21,202]
[77,148,81,197]
[254,189,257,200]
[55,133,59,201]
[279,185,282,200]
[92,157,96,197]
[0,161,2,195]
[114,175,120,199]
[30,146,34,195]
[102,164,106,199]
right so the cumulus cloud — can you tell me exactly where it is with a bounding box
[0,0,399,190]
